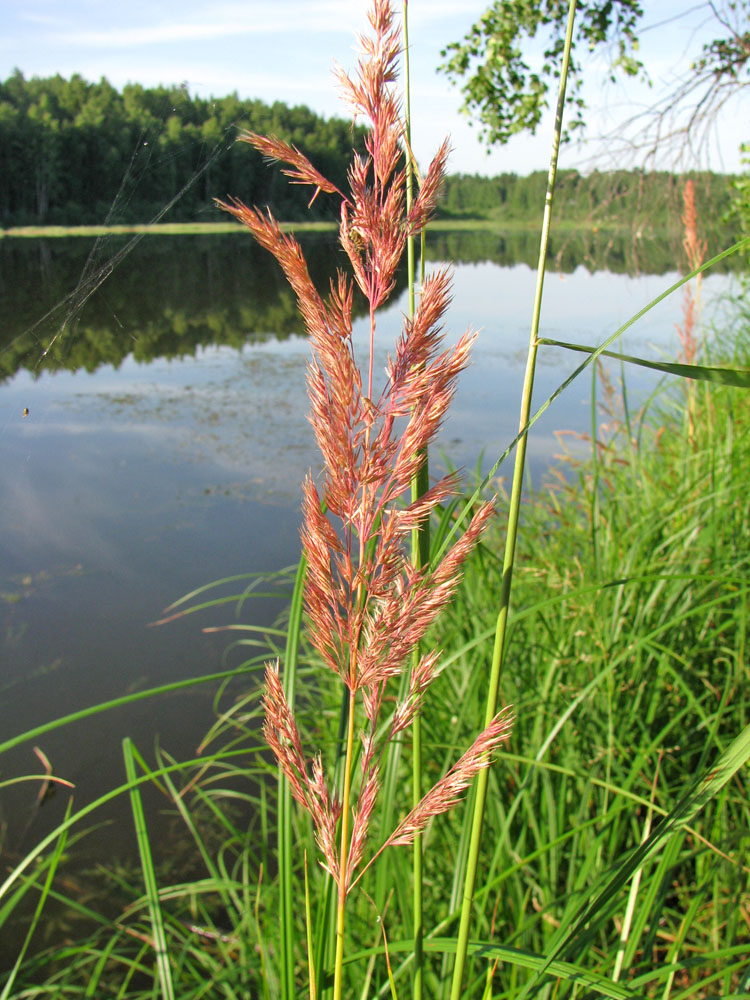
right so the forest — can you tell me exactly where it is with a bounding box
[0,70,367,225]
[0,70,741,233]
[439,168,737,235]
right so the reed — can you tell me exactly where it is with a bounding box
[449,3,578,994]
[216,3,513,995]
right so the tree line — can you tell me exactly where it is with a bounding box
[0,71,742,233]
[0,71,368,225]
[439,170,738,238]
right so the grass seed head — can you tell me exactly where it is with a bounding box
[223,0,512,898]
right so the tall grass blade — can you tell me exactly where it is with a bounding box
[380,916,400,1000]
[304,852,318,1000]
[280,553,307,999]
[539,339,750,386]
[611,774,656,981]
[84,935,121,998]
[123,737,175,1000]
[448,2,578,995]
[529,720,750,990]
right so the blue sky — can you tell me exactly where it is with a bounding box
[0,1,745,175]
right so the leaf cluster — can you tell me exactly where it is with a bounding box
[440,1,750,153]
[693,1,750,81]
[439,0,644,146]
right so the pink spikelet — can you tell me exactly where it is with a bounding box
[218,0,513,900]
[675,179,707,449]
[261,662,341,882]
[382,708,515,850]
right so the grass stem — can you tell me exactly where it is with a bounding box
[280,554,307,1000]
[448,2,578,995]
[403,5,426,998]
[333,688,357,1000]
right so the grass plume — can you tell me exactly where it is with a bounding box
[217,1,512,993]
[676,178,708,447]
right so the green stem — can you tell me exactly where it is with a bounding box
[404,0,415,315]
[403,5,427,996]
[280,554,307,999]
[448,2,578,996]
[332,687,357,1000]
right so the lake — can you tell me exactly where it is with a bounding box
[0,228,735,870]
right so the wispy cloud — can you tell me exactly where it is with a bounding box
[45,1,372,49]
[19,13,67,27]
[30,0,468,51]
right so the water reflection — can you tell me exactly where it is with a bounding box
[1,227,740,380]
[0,228,736,868]
[1,232,372,377]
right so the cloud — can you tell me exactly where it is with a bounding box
[55,21,312,48]
[31,0,470,52]
[46,1,371,49]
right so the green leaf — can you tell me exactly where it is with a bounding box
[538,339,750,387]
[530,721,750,989]
[123,738,175,1000]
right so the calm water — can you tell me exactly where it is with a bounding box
[0,230,734,864]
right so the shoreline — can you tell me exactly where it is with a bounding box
[0,221,334,238]
[0,218,641,239]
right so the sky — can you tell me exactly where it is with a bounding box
[0,0,745,176]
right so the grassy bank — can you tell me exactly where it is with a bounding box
[0,217,649,239]
[427,323,750,993]
[0,220,337,238]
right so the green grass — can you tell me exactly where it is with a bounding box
[426,349,750,995]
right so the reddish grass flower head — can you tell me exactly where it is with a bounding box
[220,0,513,896]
